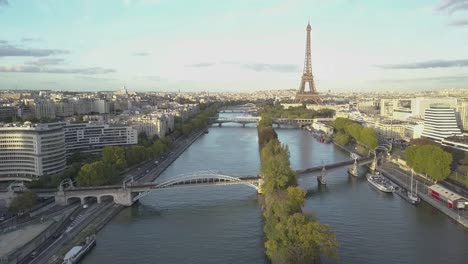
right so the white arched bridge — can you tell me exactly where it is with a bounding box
[39,171,262,206]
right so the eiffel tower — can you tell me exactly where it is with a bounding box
[295,22,322,104]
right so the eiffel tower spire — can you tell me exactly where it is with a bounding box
[295,22,322,104]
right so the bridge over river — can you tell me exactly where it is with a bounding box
[21,156,377,206]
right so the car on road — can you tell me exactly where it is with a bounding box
[83,204,89,209]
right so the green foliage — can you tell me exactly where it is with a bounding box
[102,146,127,171]
[405,145,453,181]
[331,118,378,149]
[265,213,338,263]
[334,132,350,146]
[260,140,297,194]
[76,161,116,186]
[9,191,38,212]
[465,176,468,188]
[330,117,353,132]
[125,145,148,167]
[257,120,338,262]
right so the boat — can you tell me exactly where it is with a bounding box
[63,235,96,264]
[366,172,394,193]
[408,170,420,205]
[317,166,326,185]
[204,129,209,134]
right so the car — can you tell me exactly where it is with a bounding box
[82,204,89,209]
[31,251,37,258]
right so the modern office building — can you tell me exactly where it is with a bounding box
[0,122,66,179]
[63,122,138,154]
[421,105,462,142]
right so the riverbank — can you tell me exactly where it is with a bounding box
[378,165,468,229]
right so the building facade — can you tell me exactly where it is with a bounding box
[63,122,138,154]
[0,122,66,179]
[421,105,462,142]
[457,99,468,132]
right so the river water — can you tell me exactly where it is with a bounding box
[83,117,468,264]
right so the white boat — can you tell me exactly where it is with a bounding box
[63,235,96,264]
[366,172,394,193]
[408,170,421,205]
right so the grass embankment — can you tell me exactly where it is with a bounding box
[257,116,338,264]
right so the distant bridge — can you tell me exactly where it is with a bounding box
[218,103,257,113]
[295,157,374,175]
[210,117,318,127]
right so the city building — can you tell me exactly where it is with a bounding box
[457,99,468,132]
[441,136,468,152]
[411,97,458,119]
[63,122,138,154]
[404,123,424,140]
[28,99,56,120]
[0,122,66,179]
[380,99,399,117]
[421,105,462,142]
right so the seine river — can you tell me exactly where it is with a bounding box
[83,115,468,264]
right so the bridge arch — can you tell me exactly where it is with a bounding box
[98,194,115,203]
[67,197,82,205]
[132,171,259,202]
[83,196,97,204]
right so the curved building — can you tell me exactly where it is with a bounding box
[0,122,66,180]
[421,105,462,142]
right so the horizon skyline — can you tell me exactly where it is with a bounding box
[1,0,468,92]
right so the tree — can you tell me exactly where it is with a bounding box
[265,213,338,263]
[9,191,38,212]
[360,127,378,149]
[334,132,350,146]
[102,146,127,170]
[405,144,452,181]
[76,161,114,186]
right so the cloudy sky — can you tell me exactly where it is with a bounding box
[0,0,468,92]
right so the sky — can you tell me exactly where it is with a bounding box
[0,0,468,93]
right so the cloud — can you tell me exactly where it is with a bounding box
[24,58,65,66]
[377,59,468,69]
[21,38,43,42]
[0,0,8,6]
[132,52,150,56]
[374,74,468,83]
[241,63,300,72]
[0,44,69,57]
[75,76,113,81]
[0,65,115,74]
[449,19,468,25]
[436,0,468,14]
[185,62,216,68]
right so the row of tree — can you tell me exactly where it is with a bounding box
[331,117,378,149]
[258,117,338,263]
[405,144,453,181]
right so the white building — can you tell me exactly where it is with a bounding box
[380,99,399,117]
[28,99,56,120]
[55,100,75,117]
[130,114,174,139]
[63,122,137,154]
[93,99,110,114]
[421,105,462,142]
[411,97,458,119]
[0,122,66,179]
[404,123,425,140]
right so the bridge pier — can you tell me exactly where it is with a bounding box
[218,123,222,127]
[54,191,67,206]
[242,123,246,128]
